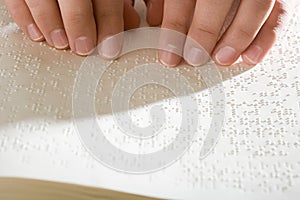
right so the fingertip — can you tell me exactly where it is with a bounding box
[183,37,211,67]
[50,29,69,50]
[98,36,122,60]
[213,46,238,66]
[74,36,95,56]
[241,45,264,66]
[159,51,181,67]
[26,23,44,42]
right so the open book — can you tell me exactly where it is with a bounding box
[0,178,158,200]
[0,0,300,199]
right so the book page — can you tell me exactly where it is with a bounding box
[0,0,299,199]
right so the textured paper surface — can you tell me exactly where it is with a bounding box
[0,0,300,199]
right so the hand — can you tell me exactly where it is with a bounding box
[3,0,140,57]
[145,0,287,67]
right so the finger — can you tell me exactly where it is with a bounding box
[159,0,195,67]
[58,0,97,56]
[3,0,44,42]
[184,0,234,66]
[213,0,276,66]
[242,1,286,65]
[24,0,68,49]
[94,0,125,59]
[124,0,140,30]
[145,0,164,26]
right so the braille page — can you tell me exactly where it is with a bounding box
[0,0,300,199]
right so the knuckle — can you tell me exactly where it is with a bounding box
[235,26,254,39]
[165,19,189,32]
[34,12,48,22]
[193,24,218,39]
[25,0,48,20]
[65,10,88,26]
[96,3,123,20]
[97,12,121,21]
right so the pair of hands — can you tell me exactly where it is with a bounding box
[3,0,286,67]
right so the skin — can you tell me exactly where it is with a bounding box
[3,0,140,57]
[149,0,287,67]
[3,0,286,66]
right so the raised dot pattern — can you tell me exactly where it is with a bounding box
[0,0,299,199]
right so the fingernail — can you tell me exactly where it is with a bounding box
[50,29,69,49]
[185,47,210,66]
[243,45,263,65]
[75,36,94,56]
[98,36,121,59]
[215,46,237,65]
[158,30,186,67]
[159,51,181,67]
[27,24,43,41]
